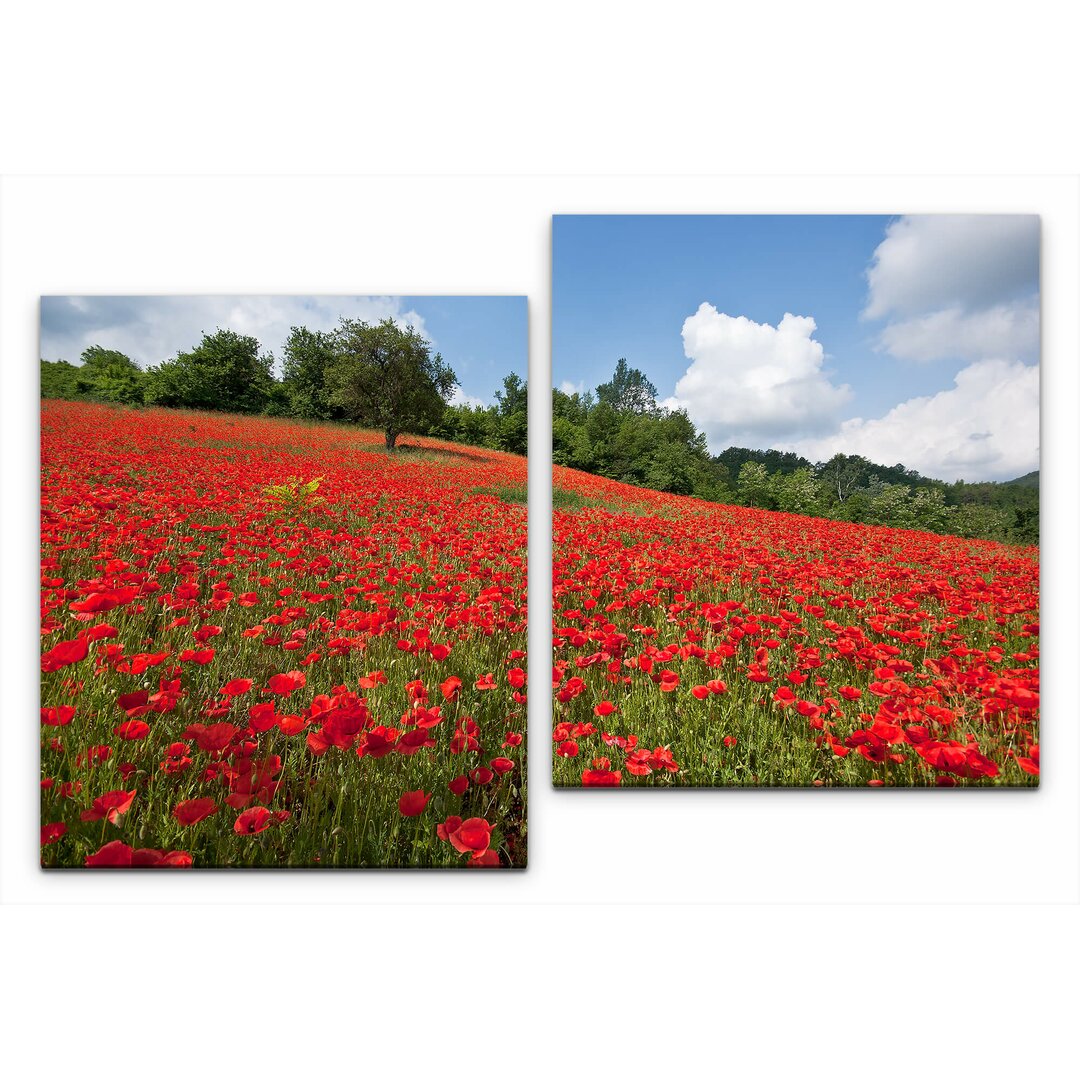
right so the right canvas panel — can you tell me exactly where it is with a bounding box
[552,214,1040,788]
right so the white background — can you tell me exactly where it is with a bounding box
[2,4,1079,1077]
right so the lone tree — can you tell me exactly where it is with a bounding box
[326,318,457,450]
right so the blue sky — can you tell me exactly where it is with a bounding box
[40,295,527,407]
[553,215,1040,482]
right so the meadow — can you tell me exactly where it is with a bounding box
[553,465,1039,787]
[40,401,527,867]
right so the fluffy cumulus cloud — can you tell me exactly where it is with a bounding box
[787,358,1039,483]
[40,295,428,374]
[877,299,1040,362]
[865,214,1040,363]
[660,304,852,448]
[448,386,487,409]
[559,379,585,396]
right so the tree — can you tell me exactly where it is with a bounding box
[552,416,593,469]
[953,504,1010,542]
[494,373,528,455]
[145,329,274,413]
[738,461,771,508]
[40,359,80,400]
[643,440,700,495]
[75,345,146,404]
[772,467,822,516]
[909,488,953,533]
[596,358,658,415]
[819,453,866,504]
[325,318,456,450]
[495,372,528,417]
[281,326,340,419]
[552,386,594,425]
[864,483,917,529]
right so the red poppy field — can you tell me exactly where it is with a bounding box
[553,467,1039,787]
[40,401,527,867]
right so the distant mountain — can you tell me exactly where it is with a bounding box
[1004,471,1039,488]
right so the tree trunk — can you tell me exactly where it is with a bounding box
[385,430,398,452]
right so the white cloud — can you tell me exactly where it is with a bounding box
[661,304,852,449]
[863,214,1040,369]
[40,295,429,375]
[877,298,1040,362]
[786,358,1039,483]
[448,386,487,409]
[864,215,1039,320]
[559,379,585,396]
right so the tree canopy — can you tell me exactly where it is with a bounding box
[145,329,275,413]
[41,346,146,404]
[324,318,457,450]
[280,326,342,420]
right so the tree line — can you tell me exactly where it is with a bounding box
[40,320,527,456]
[553,359,1038,545]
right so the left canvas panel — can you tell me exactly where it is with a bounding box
[39,296,528,868]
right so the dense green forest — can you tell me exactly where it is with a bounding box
[40,324,528,456]
[553,359,1038,545]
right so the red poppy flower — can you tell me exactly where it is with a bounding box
[582,768,622,786]
[355,727,397,759]
[173,797,218,826]
[190,722,239,754]
[266,670,306,695]
[448,775,469,796]
[41,822,67,845]
[41,635,89,672]
[625,749,653,776]
[80,788,136,824]
[234,806,273,834]
[466,848,501,867]
[85,840,134,866]
[656,670,679,692]
[117,690,150,712]
[130,848,194,867]
[446,817,493,857]
[247,702,277,733]
[398,789,432,817]
[113,719,151,741]
[1018,745,1040,776]
[439,675,462,700]
[41,705,76,727]
[358,670,388,691]
[396,728,436,755]
[436,815,463,841]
